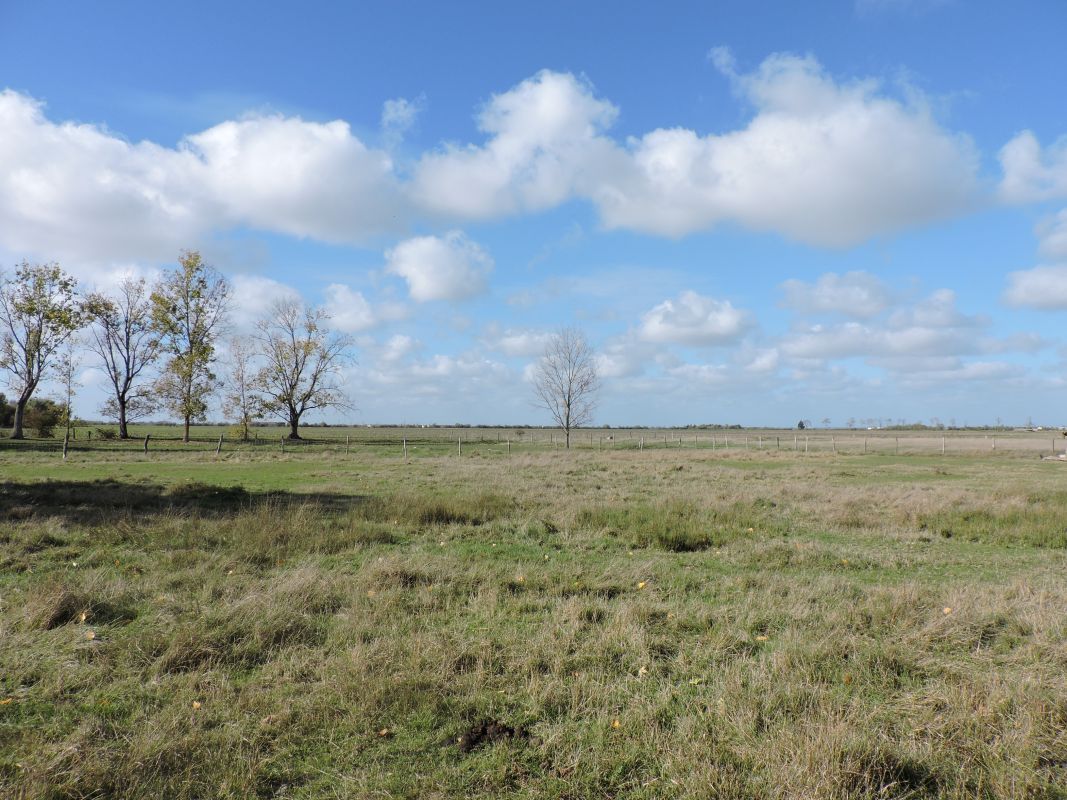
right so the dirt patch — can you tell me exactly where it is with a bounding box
[455,720,530,754]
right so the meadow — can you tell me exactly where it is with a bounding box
[1,430,1066,798]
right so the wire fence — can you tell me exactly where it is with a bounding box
[3,427,1066,460]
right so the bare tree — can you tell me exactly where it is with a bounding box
[253,299,353,439]
[87,277,160,438]
[150,251,230,442]
[223,336,261,441]
[0,261,86,439]
[532,327,599,449]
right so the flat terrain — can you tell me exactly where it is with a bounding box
[1,435,1066,798]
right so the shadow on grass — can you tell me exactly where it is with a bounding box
[0,479,515,530]
[0,479,373,524]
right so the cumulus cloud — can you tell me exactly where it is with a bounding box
[595,52,979,246]
[1036,209,1067,260]
[780,271,892,317]
[639,290,752,345]
[384,230,493,302]
[323,283,408,332]
[481,324,554,357]
[781,289,1028,361]
[229,274,302,329]
[1003,266,1067,310]
[998,131,1067,204]
[0,90,404,265]
[0,54,990,268]
[411,70,618,219]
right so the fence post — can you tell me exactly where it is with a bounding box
[403,437,408,458]
[941,436,946,456]
[458,438,462,457]
[281,435,285,452]
[863,437,867,454]
[805,436,809,453]
[507,439,511,455]
[991,435,995,450]
[758,435,762,449]
[832,436,836,454]
[216,435,223,456]
[144,434,150,454]
[346,434,350,455]
[895,437,899,455]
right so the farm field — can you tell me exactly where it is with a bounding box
[2,435,1066,798]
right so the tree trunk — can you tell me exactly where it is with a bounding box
[565,428,570,449]
[11,396,27,440]
[118,399,129,439]
[288,416,301,440]
[183,415,190,443]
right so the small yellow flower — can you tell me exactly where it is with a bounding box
[943,606,953,615]
[516,575,525,583]
[378,727,391,737]
[78,610,88,623]
[611,719,621,729]
[637,666,648,677]
[192,701,202,710]
[688,677,703,685]
[84,630,96,641]
[746,527,755,532]
[755,635,769,642]
[637,581,647,590]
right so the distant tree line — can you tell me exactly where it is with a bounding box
[0,252,353,441]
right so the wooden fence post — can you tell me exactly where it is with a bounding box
[458,439,462,457]
[507,439,511,455]
[346,434,350,455]
[403,437,408,458]
[216,435,223,456]
[144,434,150,454]
[941,436,946,456]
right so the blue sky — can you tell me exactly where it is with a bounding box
[3,0,1067,426]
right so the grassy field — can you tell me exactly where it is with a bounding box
[2,439,1066,798]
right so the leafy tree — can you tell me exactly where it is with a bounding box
[0,262,86,439]
[87,277,160,438]
[150,251,230,443]
[0,393,13,428]
[223,336,263,440]
[797,420,806,430]
[532,327,599,449]
[24,397,64,438]
[253,299,352,439]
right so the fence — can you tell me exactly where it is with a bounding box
[3,427,1065,461]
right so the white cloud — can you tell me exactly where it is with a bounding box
[229,274,302,330]
[998,131,1067,204]
[381,96,424,146]
[780,289,1029,360]
[1003,265,1067,310]
[411,70,618,220]
[384,230,493,302]
[780,271,892,317]
[639,290,752,345]
[1037,209,1067,260]
[0,90,405,266]
[595,53,978,246]
[482,325,553,357]
[323,283,408,332]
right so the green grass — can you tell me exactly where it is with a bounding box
[2,446,1066,798]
